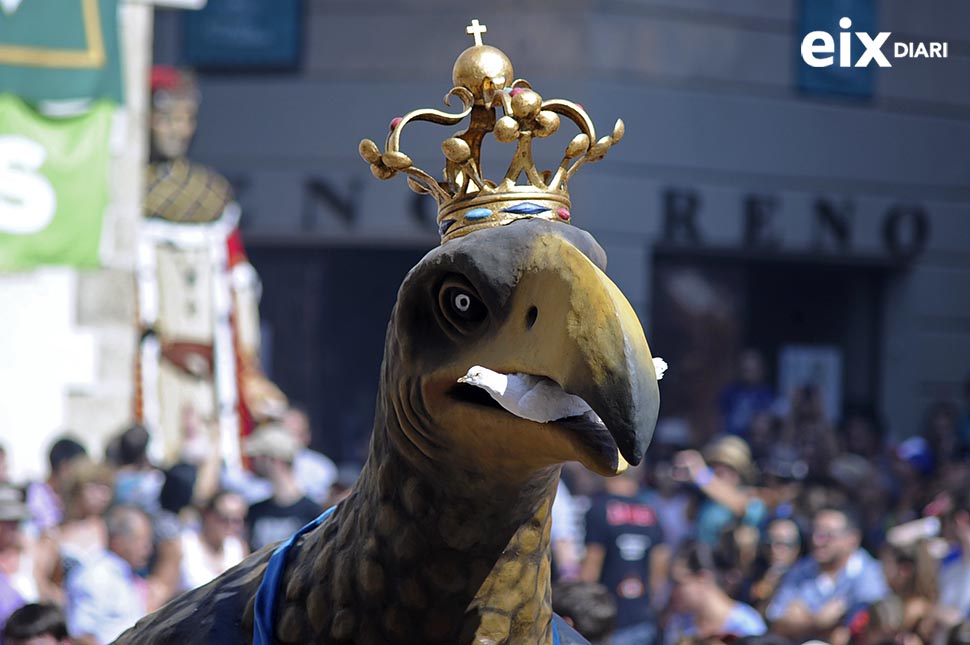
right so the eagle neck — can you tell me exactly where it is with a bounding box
[277,415,559,644]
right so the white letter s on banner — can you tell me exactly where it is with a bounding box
[0,135,57,235]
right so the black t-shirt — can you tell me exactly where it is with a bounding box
[246,496,321,551]
[585,492,664,629]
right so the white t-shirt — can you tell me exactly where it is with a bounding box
[66,550,147,644]
[293,449,338,505]
[178,530,246,592]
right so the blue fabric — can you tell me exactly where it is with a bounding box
[942,546,963,567]
[254,506,335,645]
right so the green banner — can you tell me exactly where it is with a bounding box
[0,0,123,104]
[0,94,111,270]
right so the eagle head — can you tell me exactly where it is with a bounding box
[383,217,660,479]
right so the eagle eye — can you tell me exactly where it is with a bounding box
[438,279,487,334]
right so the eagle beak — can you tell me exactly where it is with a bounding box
[489,234,660,469]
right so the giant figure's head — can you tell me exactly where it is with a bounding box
[149,66,200,162]
[361,22,661,480]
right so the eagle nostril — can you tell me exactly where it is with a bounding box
[526,306,538,329]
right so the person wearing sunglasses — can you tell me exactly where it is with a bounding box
[747,518,803,615]
[766,505,888,642]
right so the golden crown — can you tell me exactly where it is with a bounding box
[358,19,624,243]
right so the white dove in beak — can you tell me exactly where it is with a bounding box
[457,357,667,424]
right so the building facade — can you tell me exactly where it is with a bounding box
[151,0,969,460]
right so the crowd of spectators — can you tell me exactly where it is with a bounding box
[0,405,347,644]
[552,355,970,645]
[0,355,968,645]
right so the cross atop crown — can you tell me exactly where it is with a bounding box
[466,19,487,46]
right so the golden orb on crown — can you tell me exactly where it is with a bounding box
[452,45,514,102]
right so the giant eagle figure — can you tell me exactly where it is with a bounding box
[116,21,661,645]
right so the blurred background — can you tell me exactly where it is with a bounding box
[151,0,969,465]
[1,0,967,476]
[1,1,969,644]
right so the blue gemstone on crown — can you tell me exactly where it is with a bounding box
[501,202,550,215]
[439,219,457,235]
[465,208,492,221]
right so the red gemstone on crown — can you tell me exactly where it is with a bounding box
[557,208,571,220]
[389,117,402,131]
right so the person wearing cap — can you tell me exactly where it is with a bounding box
[673,436,767,547]
[243,424,321,552]
[0,485,30,634]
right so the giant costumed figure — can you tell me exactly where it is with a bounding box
[117,22,662,644]
[135,67,287,467]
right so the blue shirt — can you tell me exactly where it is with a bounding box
[664,603,765,645]
[695,497,767,546]
[720,384,774,437]
[66,550,146,644]
[938,547,970,619]
[723,603,768,636]
[766,549,888,623]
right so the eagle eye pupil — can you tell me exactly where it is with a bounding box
[454,293,471,312]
